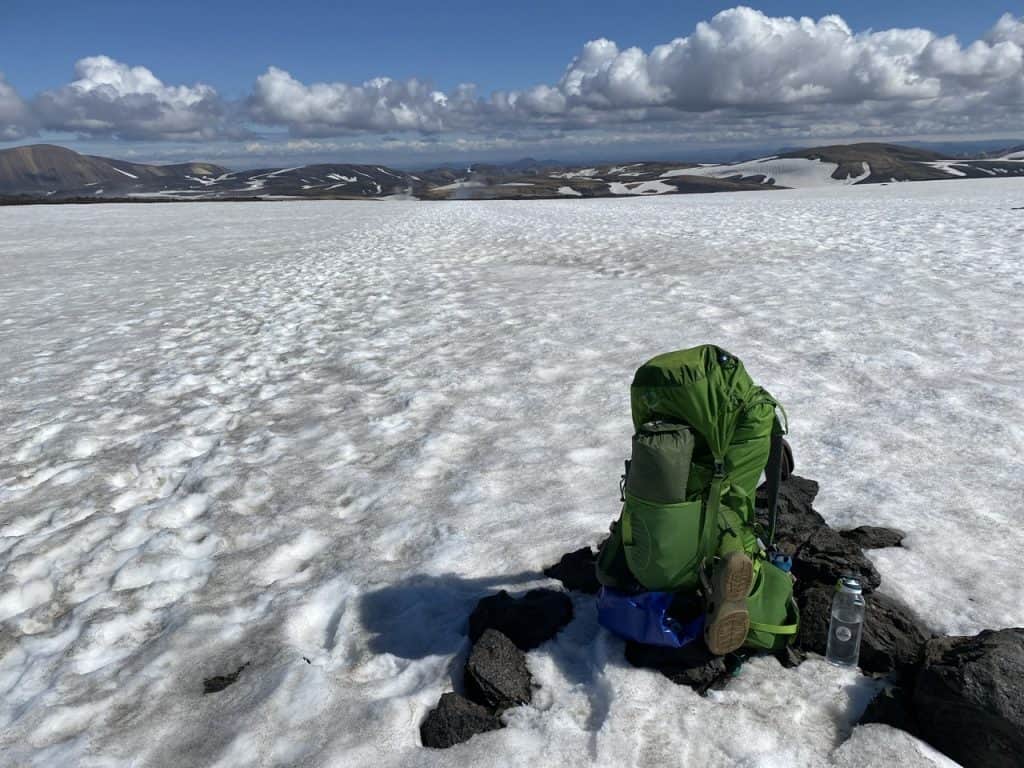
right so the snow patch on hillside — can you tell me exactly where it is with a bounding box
[663,157,870,188]
[608,180,678,195]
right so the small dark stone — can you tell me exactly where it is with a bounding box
[202,662,250,694]
[840,525,906,550]
[792,526,882,594]
[468,589,574,651]
[543,547,600,594]
[624,641,728,695]
[420,692,502,749]
[464,630,532,711]
[912,628,1024,768]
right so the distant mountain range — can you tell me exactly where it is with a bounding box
[2,142,1023,203]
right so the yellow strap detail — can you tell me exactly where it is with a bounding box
[748,620,799,635]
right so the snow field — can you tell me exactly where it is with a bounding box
[1,180,1022,766]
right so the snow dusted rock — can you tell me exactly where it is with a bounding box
[792,526,882,594]
[911,628,1024,768]
[795,585,928,674]
[420,692,502,749]
[468,589,574,651]
[623,641,730,694]
[840,525,906,549]
[464,629,533,711]
[543,546,600,594]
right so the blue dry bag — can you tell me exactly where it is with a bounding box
[596,587,704,648]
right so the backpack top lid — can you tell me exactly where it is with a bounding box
[630,344,767,463]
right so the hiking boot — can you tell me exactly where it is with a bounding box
[703,551,754,655]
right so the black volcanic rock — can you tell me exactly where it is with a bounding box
[839,525,905,550]
[912,629,1024,768]
[420,692,502,749]
[756,475,826,554]
[543,547,600,594]
[624,641,729,694]
[792,526,882,594]
[468,589,573,651]
[464,630,532,711]
[794,584,834,655]
[860,684,916,733]
[859,593,929,674]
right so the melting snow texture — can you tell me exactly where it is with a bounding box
[1,179,1022,766]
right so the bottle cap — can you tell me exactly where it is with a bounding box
[835,575,863,594]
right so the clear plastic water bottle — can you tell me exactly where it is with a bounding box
[826,575,866,667]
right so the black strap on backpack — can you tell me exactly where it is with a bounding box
[765,430,784,547]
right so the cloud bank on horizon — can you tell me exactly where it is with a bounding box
[2,7,1023,159]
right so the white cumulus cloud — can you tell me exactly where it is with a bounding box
[0,74,32,140]
[8,10,1024,150]
[241,8,1024,142]
[249,67,464,135]
[543,7,1023,112]
[33,56,225,140]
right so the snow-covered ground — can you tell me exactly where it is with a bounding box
[1,179,1022,767]
[662,157,871,187]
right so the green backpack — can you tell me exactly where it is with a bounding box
[596,345,799,651]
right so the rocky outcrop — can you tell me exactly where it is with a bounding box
[792,526,882,593]
[914,629,1024,768]
[422,473,1024,765]
[863,628,1024,768]
[840,525,905,550]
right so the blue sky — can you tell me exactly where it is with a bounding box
[1,2,1022,167]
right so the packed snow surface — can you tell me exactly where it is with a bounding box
[2,179,1023,767]
[663,157,870,187]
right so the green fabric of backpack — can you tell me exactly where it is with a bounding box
[596,344,799,650]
